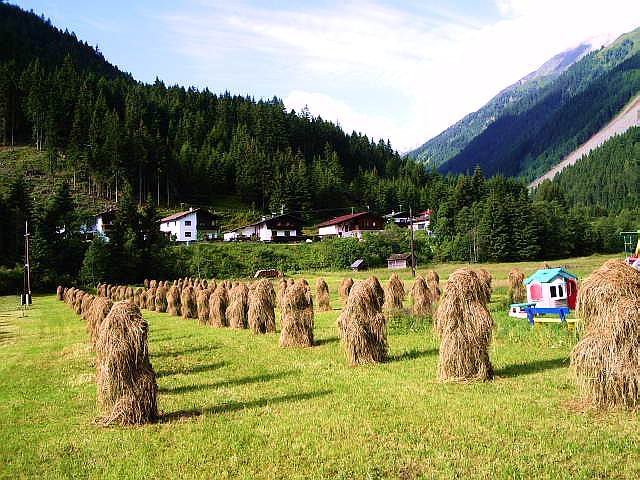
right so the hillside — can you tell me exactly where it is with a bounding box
[538,126,640,212]
[407,42,595,167]
[530,94,640,188]
[433,26,640,179]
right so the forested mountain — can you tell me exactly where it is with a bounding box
[538,126,640,212]
[408,42,595,167]
[420,27,640,180]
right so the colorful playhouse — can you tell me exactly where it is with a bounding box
[508,268,578,323]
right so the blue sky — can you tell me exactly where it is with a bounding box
[14,0,640,151]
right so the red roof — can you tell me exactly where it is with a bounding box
[316,211,372,228]
[160,208,199,223]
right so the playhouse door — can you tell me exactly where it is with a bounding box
[567,279,578,309]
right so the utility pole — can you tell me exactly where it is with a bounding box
[409,207,416,278]
[22,220,32,312]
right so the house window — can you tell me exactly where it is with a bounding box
[284,230,290,237]
[185,232,192,238]
[550,285,557,298]
[185,220,192,226]
[557,285,564,297]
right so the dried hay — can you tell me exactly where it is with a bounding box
[166,285,181,316]
[476,268,492,304]
[339,278,354,303]
[149,280,157,289]
[180,286,197,319]
[196,288,210,324]
[426,270,441,302]
[155,285,168,313]
[143,279,149,288]
[411,276,432,317]
[248,279,277,334]
[226,283,249,329]
[507,268,526,304]
[208,285,228,327]
[95,301,158,425]
[279,282,314,347]
[337,280,387,365]
[570,260,640,408]
[434,268,494,382]
[383,272,405,313]
[56,285,64,301]
[87,296,113,348]
[80,294,95,320]
[315,278,331,312]
[366,276,385,308]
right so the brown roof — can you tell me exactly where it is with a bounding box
[387,253,413,261]
[316,211,372,228]
[160,208,200,223]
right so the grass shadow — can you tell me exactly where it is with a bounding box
[159,370,295,394]
[152,334,198,343]
[161,389,331,422]
[389,348,438,362]
[495,357,568,378]
[314,337,339,346]
[152,345,215,358]
[156,361,226,378]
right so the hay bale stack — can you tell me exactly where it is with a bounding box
[149,280,157,289]
[279,282,314,347]
[570,260,640,408]
[476,268,492,304]
[180,286,197,319]
[248,279,277,334]
[315,278,331,312]
[95,301,158,425]
[196,288,210,324]
[125,286,134,301]
[87,296,113,348]
[166,285,181,316]
[411,275,432,317]
[434,268,494,382]
[143,279,149,288]
[226,283,249,329]
[337,280,387,365]
[155,285,168,313]
[383,272,405,313]
[56,285,64,301]
[507,269,526,304]
[133,287,143,308]
[426,270,441,302]
[80,294,95,320]
[339,278,354,304]
[366,276,385,307]
[73,291,85,315]
[146,288,157,311]
[277,278,288,309]
[63,287,74,304]
[208,285,228,327]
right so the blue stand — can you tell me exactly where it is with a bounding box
[524,306,570,326]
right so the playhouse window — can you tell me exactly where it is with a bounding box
[550,286,557,298]
[557,285,564,297]
[185,232,192,238]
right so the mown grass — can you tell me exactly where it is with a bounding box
[1,254,639,479]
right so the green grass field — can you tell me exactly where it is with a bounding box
[1,254,639,479]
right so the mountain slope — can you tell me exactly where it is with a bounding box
[530,93,640,188]
[438,26,640,178]
[407,42,595,167]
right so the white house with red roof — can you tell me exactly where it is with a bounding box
[316,211,384,239]
[411,209,432,233]
[159,207,221,243]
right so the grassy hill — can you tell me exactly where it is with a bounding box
[4,254,639,479]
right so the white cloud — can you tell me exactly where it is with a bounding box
[158,0,640,152]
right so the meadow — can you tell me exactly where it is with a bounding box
[1,253,640,479]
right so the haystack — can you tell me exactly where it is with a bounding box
[155,285,168,313]
[226,283,249,329]
[248,279,277,334]
[180,286,197,319]
[73,291,85,315]
[87,296,113,348]
[434,268,494,381]
[411,275,432,317]
[337,280,387,365]
[166,285,181,316]
[383,272,405,313]
[339,278,354,303]
[81,294,95,320]
[56,285,64,301]
[476,268,492,304]
[315,278,331,312]
[278,278,288,309]
[507,268,526,304]
[366,276,385,307]
[95,301,158,425]
[149,280,157,289]
[208,285,228,327]
[570,260,640,408]
[196,288,210,324]
[426,270,441,302]
[279,282,314,347]
[143,279,149,289]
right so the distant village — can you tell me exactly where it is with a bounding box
[87,207,432,245]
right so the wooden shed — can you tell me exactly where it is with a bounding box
[387,253,416,269]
